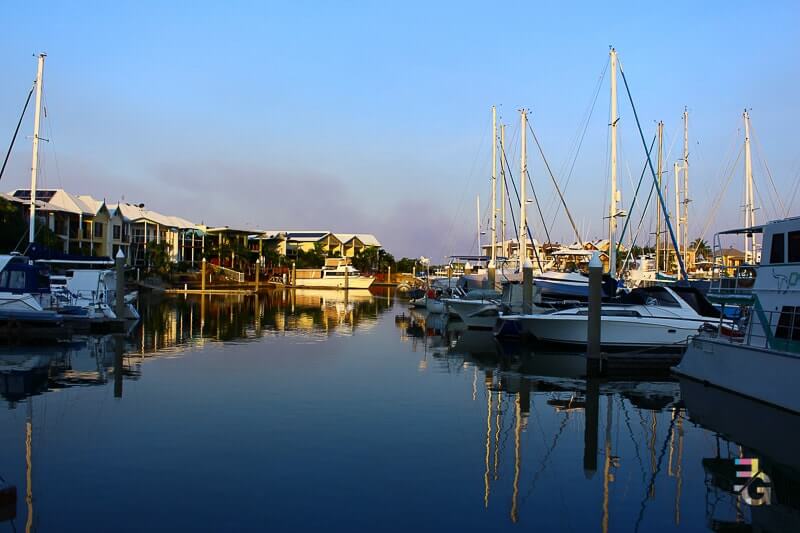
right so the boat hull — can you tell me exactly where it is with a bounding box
[294,277,374,289]
[444,300,500,329]
[519,314,704,348]
[673,336,800,414]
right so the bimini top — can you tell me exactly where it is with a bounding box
[716,225,765,235]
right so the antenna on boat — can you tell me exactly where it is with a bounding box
[29,53,46,245]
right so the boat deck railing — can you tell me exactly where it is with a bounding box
[703,298,800,354]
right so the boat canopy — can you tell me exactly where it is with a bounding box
[716,225,765,235]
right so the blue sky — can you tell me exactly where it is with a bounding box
[1,1,798,259]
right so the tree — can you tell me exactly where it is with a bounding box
[0,199,28,253]
[396,257,417,273]
[690,238,711,261]
[146,240,172,277]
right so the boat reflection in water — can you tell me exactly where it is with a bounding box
[680,377,800,531]
[399,309,799,531]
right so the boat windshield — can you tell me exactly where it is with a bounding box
[621,286,680,307]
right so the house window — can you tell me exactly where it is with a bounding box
[94,222,104,238]
[788,231,800,263]
[113,224,121,240]
[83,223,91,239]
[769,233,785,264]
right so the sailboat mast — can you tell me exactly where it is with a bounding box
[609,48,619,278]
[674,161,681,271]
[28,53,46,245]
[743,110,755,262]
[682,108,689,267]
[501,124,507,256]
[490,106,497,266]
[655,121,663,272]
[519,109,529,266]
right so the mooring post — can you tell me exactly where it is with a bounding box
[113,335,124,398]
[201,257,206,292]
[255,238,261,292]
[522,258,533,315]
[587,251,603,375]
[583,376,600,477]
[344,261,349,291]
[387,265,391,284]
[291,261,296,287]
[115,249,125,318]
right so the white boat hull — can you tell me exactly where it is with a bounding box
[519,314,706,348]
[426,297,447,314]
[674,336,800,414]
[294,277,374,289]
[445,300,500,329]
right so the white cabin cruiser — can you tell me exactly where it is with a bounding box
[674,216,800,413]
[503,285,724,349]
[49,268,139,321]
[293,259,374,289]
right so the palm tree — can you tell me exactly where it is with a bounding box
[690,238,711,261]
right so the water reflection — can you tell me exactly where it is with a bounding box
[137,289,392,353]
[1,295,799,531]
[398,309,800,531]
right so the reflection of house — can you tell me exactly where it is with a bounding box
[251,231,382,259]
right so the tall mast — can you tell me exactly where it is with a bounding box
[655,121,663,272]
[682,108,689,267]
[519,109,529,267]
[29,53,46,245]
[490,106,497,267]
[743,110,755,262]
[674,161,681,271]
[501,124,507,256]
[609,48,619,277]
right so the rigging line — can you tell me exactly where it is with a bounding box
[499,138,520,245]
[42,90,65,190]
[618,59,687,280]
[620,153,658,274]
[528,121,582,244]
[0,84,35,182]
[633,413,677,533]
[615,136,656,259]
[526,169,552,245]
[749,121,786,217]
[786,168,800,215]
[443,120,489,257]
[548,57,609,233]
[501,142,544,270]
[694,147,743,253]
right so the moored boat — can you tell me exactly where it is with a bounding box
[673,216,800,413]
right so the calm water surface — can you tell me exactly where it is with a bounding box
[1,289,798,532]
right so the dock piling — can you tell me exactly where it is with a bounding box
[201,257,206,292]
[115,249,125,318]
[587,251,603,375]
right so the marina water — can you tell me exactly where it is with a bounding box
[1,290,797,532]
